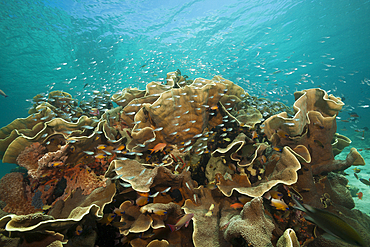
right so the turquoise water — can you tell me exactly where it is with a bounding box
[1,1,370,182]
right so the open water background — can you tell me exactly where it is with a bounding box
[1,0,370,176]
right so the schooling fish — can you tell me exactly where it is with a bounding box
[136,196,149,206]
[353,168,361,173]
[292,197,365,246]
[271,198,289,211]
[0,89,8,98]
[75,225,83,235]
[359,178,370,186]
[167,213,194,232]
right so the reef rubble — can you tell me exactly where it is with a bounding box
[0,71,369,247]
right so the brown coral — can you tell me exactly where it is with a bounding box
[223,197,275,247]
[0,173,38,215]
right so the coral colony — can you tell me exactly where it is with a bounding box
[0,70,368,247]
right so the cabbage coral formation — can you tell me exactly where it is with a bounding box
[0,71,369,247]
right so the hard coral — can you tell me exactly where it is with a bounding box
[224,197,275,247]
[65,167,107,197]
[16,142,47,178]
[129,78,227,152]
[0,173,38,215]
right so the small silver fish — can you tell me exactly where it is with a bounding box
[161,187,171,193]
[112,174,123,180]
[146,177,153,185]
[149,191,159,197]
[183,146,193,152]
[120,182,132,188]
[125,112,136,115]
[146,137,156,143]
[139,169,146,176]
[102,150,112,155]
[112,166,123,172]
[185,182,191,190]
[183,140,192,146]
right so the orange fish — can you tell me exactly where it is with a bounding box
[272,146,282,152]
[43,178,58,186]
[271,198,289,211]
[230,203,244,209]
[357,192,363,200]
[152,209,167,216]
[75,225,83,235]
[149,143,167,154]
[115,144,126,151]
[210,105,218,110]
[51,161,64,167]
[94,153,106,159]
[264,190,283,200]
[136,196,149,206]
[251,131,258,140]
[137,192,150,197]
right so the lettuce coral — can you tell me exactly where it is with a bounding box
[0,73,369,247]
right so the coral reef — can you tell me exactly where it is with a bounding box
[0,73,369,247]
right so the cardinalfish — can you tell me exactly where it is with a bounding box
[292,197,365,246]
[50,161,64,167]
[270,198,289,211]
[264,190,283,200]
[151,208,167,216]
[96,144,107,150]
[272,146,283,152]
[115,144,126,152]
[94,153,106,159]
[113,208,125,216]
[167,213,194,232]
[136,196,149,206]
[149,143,167,154]
[75,225,83,235]
[99,213,116,225]
[276,129,289,139]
